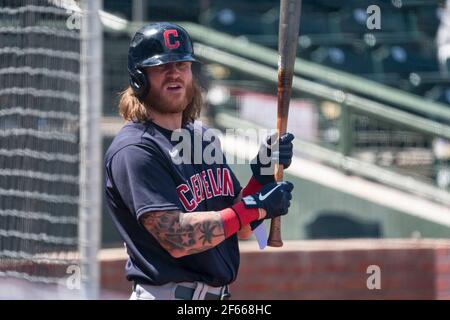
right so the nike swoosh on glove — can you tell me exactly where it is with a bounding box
[242,181,294,220]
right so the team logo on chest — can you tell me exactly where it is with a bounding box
[176,167,234,211]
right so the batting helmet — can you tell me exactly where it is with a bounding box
[128,22,198,99]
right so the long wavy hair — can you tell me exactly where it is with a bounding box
[118,79,203,125]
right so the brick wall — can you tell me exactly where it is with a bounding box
[100,239,450,300]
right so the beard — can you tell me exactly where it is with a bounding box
[145,80,194,115]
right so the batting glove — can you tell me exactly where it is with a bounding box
[242,181,294,220]
[250,133,294,185]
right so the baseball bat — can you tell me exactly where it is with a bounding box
[267,0,302,247]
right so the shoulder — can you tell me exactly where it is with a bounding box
[107,144,167,179]
[114,121,152,145]
[105,121,159,163]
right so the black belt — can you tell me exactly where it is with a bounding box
[174,285,231,300]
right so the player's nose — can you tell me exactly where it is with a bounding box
[165,63,181,75]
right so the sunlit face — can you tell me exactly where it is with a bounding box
[144,61,193,114]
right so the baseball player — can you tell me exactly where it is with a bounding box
[104,22,295,300]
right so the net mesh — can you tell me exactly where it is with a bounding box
[0,0,81,296]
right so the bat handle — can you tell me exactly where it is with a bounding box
[268,217,283,247]
[267,163,284,247]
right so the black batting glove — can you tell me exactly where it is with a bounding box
[242,181,294,220]
[250,133,295,185]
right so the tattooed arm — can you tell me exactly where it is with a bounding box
[140,210,226,258]
[140,190,257,258]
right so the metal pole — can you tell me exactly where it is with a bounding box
[339,103,353,157]
[132,0,145,22]
[79,0,103,300]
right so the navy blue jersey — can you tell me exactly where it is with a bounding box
[104,121,242,287]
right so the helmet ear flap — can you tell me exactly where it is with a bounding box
[129,68,149,100]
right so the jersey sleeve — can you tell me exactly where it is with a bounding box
[109,144,182,220]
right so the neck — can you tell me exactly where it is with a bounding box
[150,110,182,131]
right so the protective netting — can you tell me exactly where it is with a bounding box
[0,0,81,295]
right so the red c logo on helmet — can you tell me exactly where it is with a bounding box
[163,29,180,49]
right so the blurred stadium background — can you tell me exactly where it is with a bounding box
[2,0,450,299]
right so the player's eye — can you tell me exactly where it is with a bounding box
[153,65,165,71]
[177,62,189,69]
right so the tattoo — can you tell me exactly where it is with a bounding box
[140,210,225,257]
[198,221,222,245]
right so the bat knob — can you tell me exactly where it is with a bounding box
[267,238,283,247]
